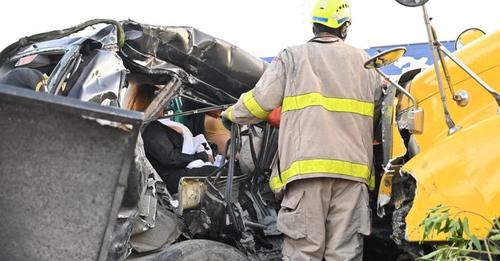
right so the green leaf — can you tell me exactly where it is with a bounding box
[424,220,434,239]
[418,248,445,260]
[457,218,464,238]
[490,233,500,241]
[434,220,442,232]
[443,218,452,233]
[489,243,500,254]
[470,235,482,251]
[463,217,472,238]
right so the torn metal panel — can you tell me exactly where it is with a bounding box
[401,115,500,242]
[106,136,154,260]
[120,20,268,105]
[1,19,266,106]
[377,172,393,218]
[0,19,124,66]
[381,85,397,166]
[0,85,142,261]
[66,49,127,104]
[47,45,81,93]
[390,173,416,245]
[1,27,127,105]
[129,207,184,253]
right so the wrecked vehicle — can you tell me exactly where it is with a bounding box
[0,19,281,261]
[0,18,396,261]
[1,0,497,259]
[363,0,500,258]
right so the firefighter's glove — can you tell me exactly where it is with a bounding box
[221,115,233,130]
[220,109,233,130]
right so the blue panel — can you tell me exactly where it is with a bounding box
[261,41,456,76]
[365,41,456,75]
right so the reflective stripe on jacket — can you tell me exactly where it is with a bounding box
[224,34,383,194]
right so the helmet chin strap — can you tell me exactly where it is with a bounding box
[340,23,349,39]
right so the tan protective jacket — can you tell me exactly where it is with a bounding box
[223,35,383,194]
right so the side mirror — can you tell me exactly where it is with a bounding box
[455,28,486,50]
[364,47,406,69]
[364,47,425,134]
[395,0,429,7]
[408,108,424,134]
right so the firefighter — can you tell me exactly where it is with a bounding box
[222,0,383,259]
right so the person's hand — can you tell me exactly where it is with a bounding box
[194,152,209,162]
[207,154,215,163]
[267,107,281,128]
[220,111,233,130]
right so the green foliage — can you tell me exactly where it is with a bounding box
[417,205,500,261]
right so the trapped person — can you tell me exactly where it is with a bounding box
[203,109,231,154]
[126,84,217,194]
[222,0,384,260]
[141,120,216,194]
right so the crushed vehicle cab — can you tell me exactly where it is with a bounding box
[0,18,397,261]
[0,19,282,261]
[1,2,498,259]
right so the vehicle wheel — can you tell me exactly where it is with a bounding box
[152,239,249,261]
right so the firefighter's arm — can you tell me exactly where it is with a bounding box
[373,77,386,125]
[363,50,386,127]
[373,74,387,143]
[222,50,287,125]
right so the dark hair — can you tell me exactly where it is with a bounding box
[313,23,349,40]
[125,83,157,112]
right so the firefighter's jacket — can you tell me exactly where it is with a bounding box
[223,35,383,194]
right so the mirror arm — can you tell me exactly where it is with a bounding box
[432,27,458,100]
[422,5,461,135]
[438,44,500,109]
[374,68,418,111]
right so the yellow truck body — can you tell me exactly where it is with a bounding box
[382,29,500,242]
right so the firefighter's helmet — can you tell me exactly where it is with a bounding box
[311,0,352,29]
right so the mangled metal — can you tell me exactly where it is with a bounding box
[120,20,268,105]
[0,19,277,261]
[0,85,142,261]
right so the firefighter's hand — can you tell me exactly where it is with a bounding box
[221,116,232,130]
[267,107,281,128]
[220,110,233,130]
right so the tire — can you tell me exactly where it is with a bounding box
[152,239,249,261]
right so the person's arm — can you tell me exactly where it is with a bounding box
[362,50,386,128]
[142,122,208,168]
[373,76,385,127]
[222,50,289,125]
[370,69,386,143]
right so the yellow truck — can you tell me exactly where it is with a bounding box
[365,0,500,256]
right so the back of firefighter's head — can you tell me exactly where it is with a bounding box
[311,0,352,40]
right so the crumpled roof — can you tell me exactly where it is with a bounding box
[0,19,268,105]
[120,20,268,104]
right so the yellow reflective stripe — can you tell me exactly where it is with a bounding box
[226,106,234,122]
[281,93,374,117]
[369,171,376,190]
[243,90,270,120]
[269,159,371,191]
